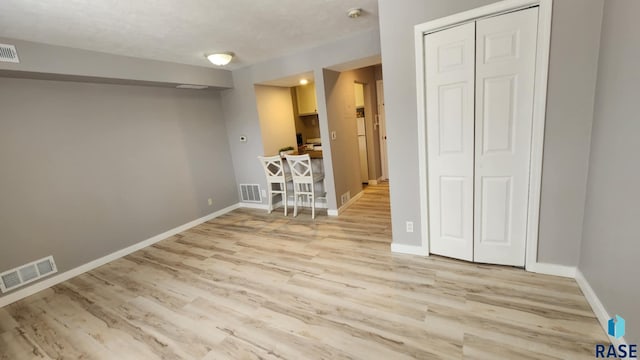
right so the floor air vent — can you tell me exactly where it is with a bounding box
[0,44,20,63]
[0,256,57,293]
[240,184,262,202]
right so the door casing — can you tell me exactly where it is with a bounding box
[414,0,553,271]
[377,80,389,181]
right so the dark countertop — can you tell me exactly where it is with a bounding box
[300,150,323,159]
[280,150,323,159]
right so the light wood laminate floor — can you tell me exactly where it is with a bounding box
[0,184,608,359]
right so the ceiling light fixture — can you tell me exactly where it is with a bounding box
[206,52,233,66]
[347,8,362,18]
[299,79,309,85]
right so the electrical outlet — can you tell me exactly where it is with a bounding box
[261,189,267,198]
[208,198,213,206]
[406,221,414,233]
[331,131,337,140]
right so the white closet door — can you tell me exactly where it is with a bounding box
[425,22,475,261]
[474,7,538,266]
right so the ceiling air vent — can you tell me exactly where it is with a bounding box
[240,184,262,202]
[0,44,20,63]
[0,256,57,293]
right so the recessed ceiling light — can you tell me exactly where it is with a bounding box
[206,52,233,66]
[299,79,309,85]
[347,8,362,18]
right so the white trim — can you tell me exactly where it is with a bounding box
[0,203,240,308]
[524,0,553,272]
[414,0,541,34]
[368,179,378,185]
[390,243,429,256]
[239,202,270,210]
[328,190,364,216]
[414,16,430,257]
[376,80,389,181]
[414,0,553,269]
[527,262,576,278]
[575,269,627,348]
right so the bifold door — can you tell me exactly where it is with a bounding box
[424,22,475,261]
[425,7,538,267]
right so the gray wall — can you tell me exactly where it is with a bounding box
[0,77,238,297]
[537,0,604,265]
[378,0,604,266]
[579,0,640,344]
[221,29,381,211]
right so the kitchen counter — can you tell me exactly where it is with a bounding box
[299,149,323,159]
[279,151,325,198]
[280,150,323,159]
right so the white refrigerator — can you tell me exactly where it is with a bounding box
[356,117,369,183]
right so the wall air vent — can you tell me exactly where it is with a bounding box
[0,44,20,63]
[240,184,262,202]
[0,256,57,293]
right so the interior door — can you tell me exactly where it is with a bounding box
[473,8,538,266]
[425,22,475,261]
[376,80,389,180]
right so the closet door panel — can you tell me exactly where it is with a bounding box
[474,7,538,266]
[425,22,475,261]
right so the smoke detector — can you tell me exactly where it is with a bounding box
[347,8,362,18]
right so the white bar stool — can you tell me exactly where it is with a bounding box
[258,155,292,216]
[285,154,325,219]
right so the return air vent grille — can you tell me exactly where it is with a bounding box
[240,184,262,203]
[0,44,20,63]
[0,256,57,293]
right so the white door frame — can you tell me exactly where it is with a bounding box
[414,0,552,271]
[376,80,389,180]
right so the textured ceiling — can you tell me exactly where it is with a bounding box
[0,0,379,69]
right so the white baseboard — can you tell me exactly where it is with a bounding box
[526,262,576,278]
[575,269,627,348]
[368,179,378,185]
[327,190,364,217]
[239,202,269,210]
[0,203,240,308]
[390,243,429,256]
